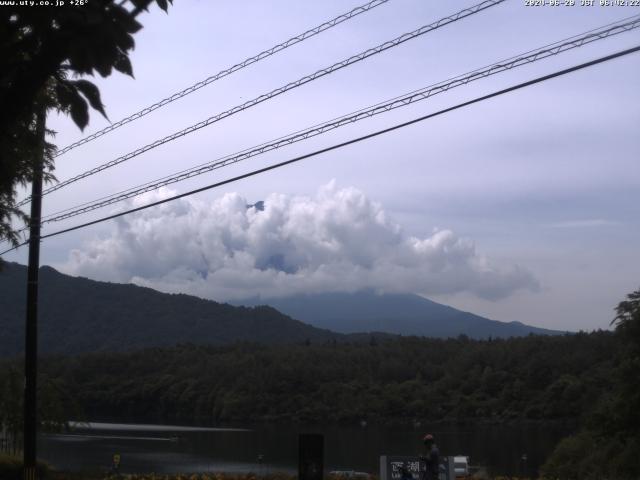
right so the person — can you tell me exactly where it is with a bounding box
[110,452,121,477]
[399,465,414,480]
[420,433,440,480]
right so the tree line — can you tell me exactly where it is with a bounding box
[1,288,638,478]
[1,331,618,426]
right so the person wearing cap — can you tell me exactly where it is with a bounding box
[420,434,440,480]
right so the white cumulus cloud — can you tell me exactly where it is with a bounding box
[62,182,539,302]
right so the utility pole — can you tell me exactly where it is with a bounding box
[24,108,45,480]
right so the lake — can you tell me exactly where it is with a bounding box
[38,421,572,477]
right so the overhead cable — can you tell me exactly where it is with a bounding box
[18,0,504,207]
[3,44,638,257]
[38,16,640,224]
[53,0,392,158]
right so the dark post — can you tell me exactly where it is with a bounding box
[24,108,45,480]
[298,434,324,480]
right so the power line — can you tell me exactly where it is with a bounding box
[18,0,504,207]
[53,0,392,158]
[3,44,638,257]
[38,16,640,225]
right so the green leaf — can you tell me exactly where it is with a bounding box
[112,26,135,52]
[56,79,93,131]
[114,52,133,77]
[69,92,89,131]
[72,80,108,120]
[55,82,74,111]
[129,0,153,10]
[119,0,146,28]
[94,60,113,78]
[67,43,94,75]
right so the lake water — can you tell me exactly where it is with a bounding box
[38,421,572,477]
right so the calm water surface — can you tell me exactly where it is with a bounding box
[39,421,571,477]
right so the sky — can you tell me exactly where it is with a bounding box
[4,0,640,331]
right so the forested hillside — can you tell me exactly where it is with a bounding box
[0,262,340,356]
[1,264,558,358]
[9,331,616,425]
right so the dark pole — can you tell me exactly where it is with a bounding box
[24,108,45,480]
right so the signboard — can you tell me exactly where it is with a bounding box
[379,456,425,480]
[380,455,455,480]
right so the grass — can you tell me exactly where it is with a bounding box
[0,453,51,480]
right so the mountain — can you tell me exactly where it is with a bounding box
[0,262,341,357]
[236,290,562,339]
[0,262,561,358]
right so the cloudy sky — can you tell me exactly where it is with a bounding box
[4,0,640,331]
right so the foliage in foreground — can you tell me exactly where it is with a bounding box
[541,288,640,480]
[72,473,533,480]
[47,472,541,480]
[0,364,84,452]
[0,453,50,480]
[105,475,296,480]
[0,0,173,248]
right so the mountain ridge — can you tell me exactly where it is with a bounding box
[0,262,341,357]
[0,262,561,358]
[236,290,562,338]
